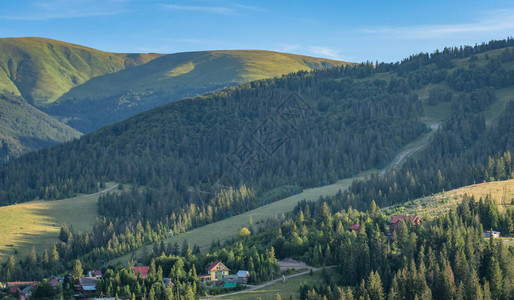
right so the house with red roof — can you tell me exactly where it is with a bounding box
[205,261,229,282]
[134,266,150,279]
[49,278,59,287]
[349,223,360,232]
[390,215,422,231]
[88,270,102,278]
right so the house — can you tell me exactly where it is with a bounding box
[50,278,60,287]
[88,270,102,278]
[198,274,211,282]
[78,277,98,292]
[163,278,173,288]
[349,223,360,232]
[237,270,250,284]
[134,266,150,279]
[7,281,38,298]
[20,286,34,299]
[206,261,229,282]
[390,215,422,231]
[484,230,501,238]
[9,286,21,297]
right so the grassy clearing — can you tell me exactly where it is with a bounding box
[383,179,514,217]
[484,86,514,127]
[108,170,377,265]
[217,271,324,300]
[0,182,116,260]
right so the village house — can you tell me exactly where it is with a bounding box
[49,278,60,287]
[7,281,38,300]
[349,223,360,232]
[88,270,102,278]
[390,215,422,231]
[163,278,174,288]
[77,277,98,293]
[133,266,150,279]
[236,270,250,284]
[484,230,501,238]
[20,286,34,299]
[205,261,230,282]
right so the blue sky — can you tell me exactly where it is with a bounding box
[1,0,514,62]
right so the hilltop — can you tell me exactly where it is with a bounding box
[46,49,346,132]
[0,37,347,160]
[0,37,162,104]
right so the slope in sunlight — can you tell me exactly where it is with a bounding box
[46,49,347,132]
[0,37,162,104]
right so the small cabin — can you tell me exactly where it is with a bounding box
[349,223,360,232]
[390,215,422,231]
[88,270,102,278]
[78,277,97,292]
[134,266,149,279]
[484,230,501,238]
[237,270,250,284]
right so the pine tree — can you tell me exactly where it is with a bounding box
[487,257,503,299]
[72,259,83,282]
[366,271,384,300]
[51,244,59,263]
[149,286,155,300]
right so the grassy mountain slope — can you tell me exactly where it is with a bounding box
[0,93,81,163]
[0,182,117,260]
[0,37,162,104]
[47,50,347,132]
[385,179,514,217]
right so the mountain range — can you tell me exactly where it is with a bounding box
[0,37,346,163]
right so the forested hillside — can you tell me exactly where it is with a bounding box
[46,50,345,132]
[0,93,81,163]
[0,37,346,161]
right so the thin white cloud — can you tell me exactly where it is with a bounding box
[232,4,268,12]
[276,44,301,53]
[359,9,514,39]
[308,46,341,60]
[160,4,235,15]
[2,0,127,20]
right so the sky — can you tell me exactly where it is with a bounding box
[1,0,514,63]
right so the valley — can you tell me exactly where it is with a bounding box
[1,37,514,300]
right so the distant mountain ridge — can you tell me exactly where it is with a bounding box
[0,37,348,161]
[46,49,347,132]
[0,37,162,104]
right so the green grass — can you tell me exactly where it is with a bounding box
[0,182,116,260]
[216,271,324,300]
[0,37,161,104]
[484,86,514,127]
[383,179,514,218]
[108,170,377,265]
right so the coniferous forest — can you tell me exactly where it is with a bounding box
[1,39,514,299]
